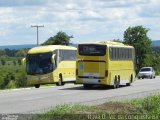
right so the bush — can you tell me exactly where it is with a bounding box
[6,81,16,89]
[3,74,10,87]
[0,76,4,89]
[18,58,22,65]
[16,72,27,88]
[13,60,16,66]
[0,56,28,90]
[155,70,160,75]
[141,95,160,114]
[1,59,6,65]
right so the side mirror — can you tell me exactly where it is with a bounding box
[22,58,26,65]
[51,54,56,63]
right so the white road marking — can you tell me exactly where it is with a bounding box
[23,96,45,101]
[23,91,80,101]
[59,91,80,96]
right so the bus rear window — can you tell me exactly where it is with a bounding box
[78,44,106,56]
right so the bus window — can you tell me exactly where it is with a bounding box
[26,52,53,75]
[60,50,76,61]
[79,44,106,56]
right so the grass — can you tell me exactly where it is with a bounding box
[29,94,160,120]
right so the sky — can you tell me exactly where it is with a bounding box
[0,0,160,45]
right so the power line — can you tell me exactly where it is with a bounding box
[31,25,44,46]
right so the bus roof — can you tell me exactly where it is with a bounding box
[28,45,77,54]
[79,41,134,48]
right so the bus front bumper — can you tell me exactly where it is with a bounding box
[27,74,53,85]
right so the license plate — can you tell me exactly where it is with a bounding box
[89,76,94,79]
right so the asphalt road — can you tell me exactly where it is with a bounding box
[0,77,160,114]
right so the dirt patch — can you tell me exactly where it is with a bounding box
[75,102,139,114]
[96,102,138,114]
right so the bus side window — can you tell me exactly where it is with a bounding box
[59,50,76,61]
[109,48,113,60]
[113,48,115,60]
[124,48,127,60]
[54,55,57,68]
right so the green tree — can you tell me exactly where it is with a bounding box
[42,31,73,45]
[0,50,6,56]
[18,58,22,65]
[4,49,16,57]
[1,59,6,65]
[2,74,10,88]
[123,26,152,71]
[13,60,16,66]
[152,54,160,75]
[15,49,27,57]
[152,46,160,54]
[112,39,123,43]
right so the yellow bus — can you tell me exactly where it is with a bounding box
[26,45,77,88]
[76,41,135,89]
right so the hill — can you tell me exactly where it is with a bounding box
[0,44,36,50]
[0,41,158,50]
[152,40,160,46]
[0,44,77,50]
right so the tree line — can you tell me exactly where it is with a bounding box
[41,26,160,74]
[0,48,28,57]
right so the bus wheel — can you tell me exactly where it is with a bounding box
[126,83,130,86]
[83,84,92,89]
[112,77,117,89]
[34,84,40,88]
[56,74,64,86]
[126,75,133,86]
[117,78,120,88]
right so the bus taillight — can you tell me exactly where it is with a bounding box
[105,70,108,77]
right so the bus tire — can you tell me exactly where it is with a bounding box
[117,76,120,88]
[112,76,117,89]
[34,84,40,88]
[83,84,92,89]
[126,75,133,86]
[126,83,130,86]
[56,74,64,86]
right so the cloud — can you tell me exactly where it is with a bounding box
[0,0,160,45]
[93,0,150,8]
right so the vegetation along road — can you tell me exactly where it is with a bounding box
[0,77,160,114]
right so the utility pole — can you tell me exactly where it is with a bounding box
[31,25,44,46]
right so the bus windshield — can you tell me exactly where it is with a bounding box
[78,44,106,56]
[27,52,54,75]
